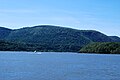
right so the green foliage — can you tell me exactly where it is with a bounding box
[1,25,92,52]
[0,40,83,52]
[80,42,120,54]
[80,30,113,42]
[0,25,120,52]
[0,27,12,39]
[109,36,120,42]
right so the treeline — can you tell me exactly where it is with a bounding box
[1,40,120,53]
[79,42,120,54]
[0,40,81,52]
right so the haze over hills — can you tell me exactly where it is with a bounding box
[0,25,120,52]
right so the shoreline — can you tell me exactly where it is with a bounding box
[0,51,120,55]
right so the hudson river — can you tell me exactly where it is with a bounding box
[0,52,120,80]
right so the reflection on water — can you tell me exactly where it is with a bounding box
[0,52,120,80]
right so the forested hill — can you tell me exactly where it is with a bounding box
[109,36,120,42]
[0,25,120,52]
[79,42,120,54]
[0,27,12,39]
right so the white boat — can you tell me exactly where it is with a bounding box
[34,51,42,54]
[34,50,37,53]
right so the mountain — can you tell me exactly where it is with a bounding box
[0,25,120,52]
[5,25,92,47]
[80,30,113,42]
[109,36,120,42]
[0,27,12,40]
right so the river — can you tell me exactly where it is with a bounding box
[0,52,120,80]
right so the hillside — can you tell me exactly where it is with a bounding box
[79,42,120,54]
[109,36,120,42]
[5,25,92,46]
[80,30,113,42]
[0,25,120,52]
[0,27,12,40]
[0,40,53,51]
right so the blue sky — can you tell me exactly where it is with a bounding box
[0,0,120,36]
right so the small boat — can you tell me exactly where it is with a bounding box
[34,51,42,54]
[34,50,37,53]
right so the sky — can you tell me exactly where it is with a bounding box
[0,0,120,36]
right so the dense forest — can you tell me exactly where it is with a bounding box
[0,40,82,52]
[0,25,120,52]
[80,42,120,54]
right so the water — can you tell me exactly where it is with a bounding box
[0,52,120,80]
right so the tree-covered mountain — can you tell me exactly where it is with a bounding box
[0,25,120,52]
[0,27,12,40]
[109,36,120,42]
[5,25,92,47]
[79,42,120,54]
[79,30,113,42]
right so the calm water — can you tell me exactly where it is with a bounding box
[0,52,120,80]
